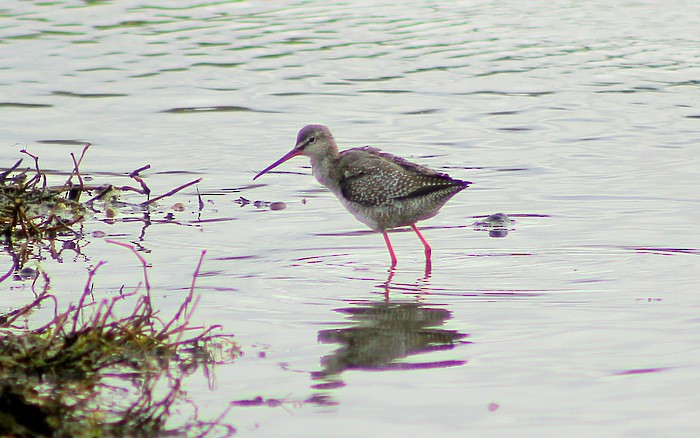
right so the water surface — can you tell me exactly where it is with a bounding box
[2,0,700,436]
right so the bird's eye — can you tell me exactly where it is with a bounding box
[308,137,316,144]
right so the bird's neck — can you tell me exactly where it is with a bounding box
[309,151,341,191]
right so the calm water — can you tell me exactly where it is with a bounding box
[2,0,700,436]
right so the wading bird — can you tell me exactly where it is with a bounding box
[253,125,470,271]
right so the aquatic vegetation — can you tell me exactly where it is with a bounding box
[1,146,202,274]
[0,149,87,242]
[1,150,237,436]
[0,247,239,436]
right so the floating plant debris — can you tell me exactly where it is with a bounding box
[473,213,515,238]
[235,196,286,210]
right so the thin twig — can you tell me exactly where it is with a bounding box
[19,149,45,189]
[128,164,152,198]
[71,260,106,333]
[158,250,205,337]
[129,164,151,178]
[104,239,151,294]
[197,187,204,211]
[141,178,202,206]
[0,288,54,328]
[84,184,114,205]
[194,404,235,438]
[0,158,23,182]
[68,143,90,201]
[0,261,15,285]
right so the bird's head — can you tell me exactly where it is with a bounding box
[253,124,336,180]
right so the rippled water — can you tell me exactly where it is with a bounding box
[2,0,700,436]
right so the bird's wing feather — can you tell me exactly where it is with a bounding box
[338,147,466,207]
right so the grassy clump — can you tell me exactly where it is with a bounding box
[1,146,202,275]
[0,150,86,243]
[1,148,233,435]
[0,247,239,436]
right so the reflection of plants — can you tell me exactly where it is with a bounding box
[0,244,239,436]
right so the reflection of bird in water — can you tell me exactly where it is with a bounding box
[254,125,470,270]
[312,301,469,381]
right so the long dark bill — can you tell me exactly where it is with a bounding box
[252,148,302,180]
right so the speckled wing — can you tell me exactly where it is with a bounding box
[338,147,469,207]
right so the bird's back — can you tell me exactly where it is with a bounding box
[334,146,469,230]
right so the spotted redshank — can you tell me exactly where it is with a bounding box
[253,125,470,269]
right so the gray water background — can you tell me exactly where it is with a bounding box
[2,1,700,436]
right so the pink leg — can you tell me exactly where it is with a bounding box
[382,230,398,268]
[410,224,432,258]
[410,224,432,276]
